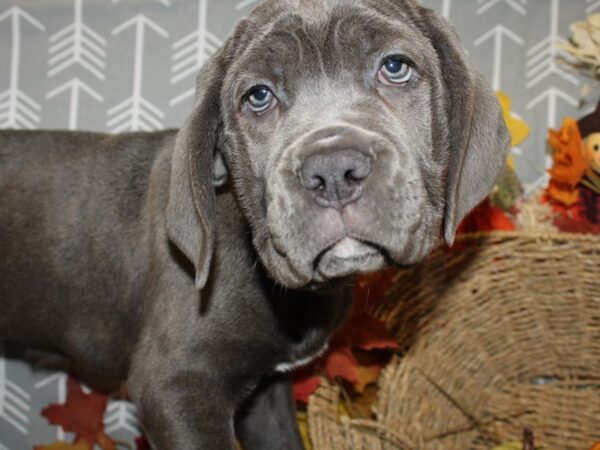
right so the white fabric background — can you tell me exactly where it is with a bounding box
[0,0,598,448]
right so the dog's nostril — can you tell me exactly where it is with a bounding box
[304,175,325,190]
[314,176,325,190]
[299,149,372,207]
[345,169,357,183]
[317,177,326,190]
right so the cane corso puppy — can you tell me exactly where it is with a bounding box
[0,0,509,448]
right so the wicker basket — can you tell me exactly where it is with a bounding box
[307,232,600,450]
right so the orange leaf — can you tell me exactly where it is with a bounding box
[34,440,90,450]
[354,365,381,393]
[96,432,117,450]
[547,117,588,205]
[41,377,114,449]
[547,180,580,206]
[589,442,600,450]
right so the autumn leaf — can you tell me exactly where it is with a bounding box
[589,442,600,450]
[293,276,398,403]
[456,198,515,235]
[295,411,312,450]
[491,442,523,450]
[540,192,581,219]
[292,368,322,404]
[497,91,530,148]
[351,384,379,419]
[96,432,116,450]
[292,310,397,402]
[41,377,116,450]
[547,117,588,206]
[325,346,360,383]
[135,436,152,450]
[34,440,90,450]
[333,313,399,352]
[547,181,580,206]
[322,309,398,383]
[354,365,382,394]
[554,214,600,234]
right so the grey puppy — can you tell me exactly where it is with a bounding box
[0,0,509,449]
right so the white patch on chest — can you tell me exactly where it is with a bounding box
[274,343,328,373]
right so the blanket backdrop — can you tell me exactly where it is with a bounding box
[0,0,598,448]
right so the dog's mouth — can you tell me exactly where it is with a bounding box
[312,237,387,281]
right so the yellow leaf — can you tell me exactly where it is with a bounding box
[296,410,312,450]
[34,440,91,450]
[337,399,350,417]
[491,440,554,450]
[491,442,523,450]
[352,384,379,419]
[497,91,530,148]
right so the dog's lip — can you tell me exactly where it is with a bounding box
[313,237,386,280]
[326,237,379,259]
[313,237,386,269]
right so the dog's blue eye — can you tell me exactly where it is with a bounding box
[247,86,275,113]
[378,57,413,85]
[385,60,403,73]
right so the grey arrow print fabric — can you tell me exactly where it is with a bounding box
[0,0,598,448]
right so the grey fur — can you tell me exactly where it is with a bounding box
[0,1,509,449]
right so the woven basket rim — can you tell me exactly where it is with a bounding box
[454,229,600,242]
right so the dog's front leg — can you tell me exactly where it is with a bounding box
[128,369,238,450]
[236,373,305,450]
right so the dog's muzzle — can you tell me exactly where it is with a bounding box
[292,127,388,280]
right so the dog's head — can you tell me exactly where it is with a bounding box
[167,0,510,289]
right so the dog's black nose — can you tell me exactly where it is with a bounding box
[299,149,372,208]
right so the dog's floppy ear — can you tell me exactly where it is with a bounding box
[410,4,510,245]
[166,48,229,290]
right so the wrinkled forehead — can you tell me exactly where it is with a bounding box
[226,0,435,93]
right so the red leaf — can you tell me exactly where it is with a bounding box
[325,346,359,383]
[335,313,399,351]
[330,299,399,351]
[135,436,151,450]
[41,377,114,449]
[292,370,322,404]
[554,215,600,234]
[293,288,398,398]
[457,198,515,234]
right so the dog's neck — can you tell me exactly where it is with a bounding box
[214,189,353,365]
